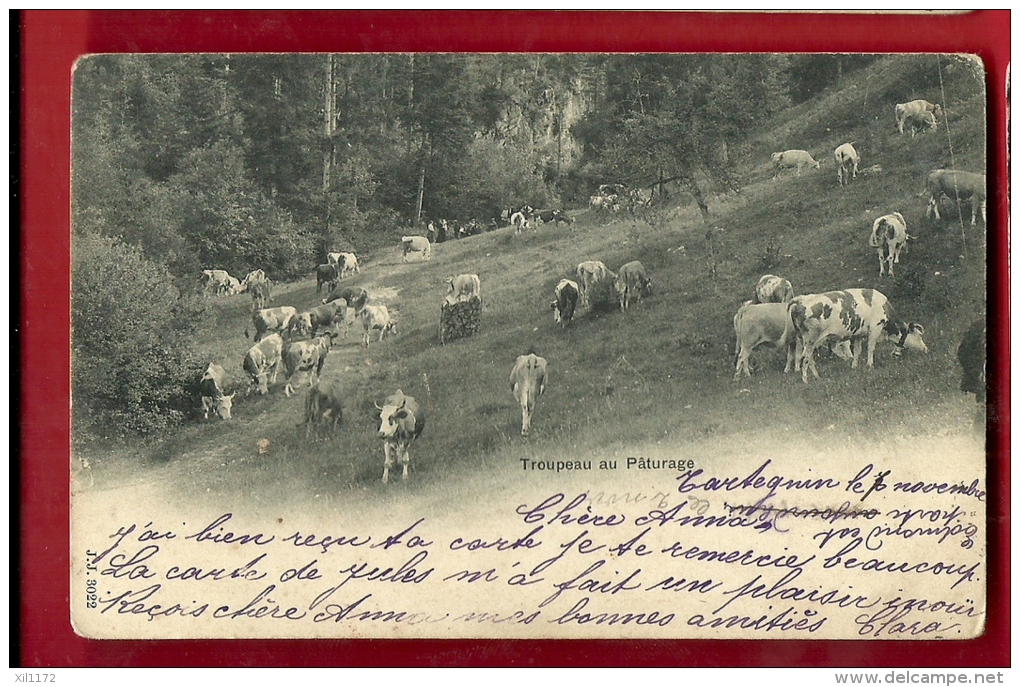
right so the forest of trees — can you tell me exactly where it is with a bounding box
[70,53,869,441]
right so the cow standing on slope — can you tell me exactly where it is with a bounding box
[361,305,398,348]
[780,289,928,383]
[510,353,547,437]
[401,236,432,261]
[550,279,579,328]
[199,363,235,420]
[246,306,298,341]
[614,261,652,312]
[924,169,987,226]
[835,143,860,187]
[754,274,794,304]
[576,260,614,308]
[869,212,910,277]
[895,100,942,135]
[242,333,284,395]
[732,302,851,380]
[376,389,426,483]
[771,150,820,180]
[445,274,481,305]
[284,332,336,397]
[304,380,345,439]
[316,263,339,293]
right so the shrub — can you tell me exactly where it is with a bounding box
[72,231,205,443]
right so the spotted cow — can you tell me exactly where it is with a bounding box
[199,363,235,420]
[780,289,928,383]
[551,279,579,328]
[754,274,794,304]
[242,333,284,395]
[376,389,426,483]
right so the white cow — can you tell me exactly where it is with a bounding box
[733,302,851,380]
[510,353,548,437]
[575,260,614,308]
[924,169,987,226]
[902,109,938,137]
[895,99,942,135]
[869,212,909,277]
[361,305,398,348]
[834,143,860,187]
[401,236,432,262]
[445,274,481,305]
[771,150,820,180]
[338,252,360,278]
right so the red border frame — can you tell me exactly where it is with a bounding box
[19,10,1009,667]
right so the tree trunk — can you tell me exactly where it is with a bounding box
[323,54,334,194]
[414,153,426,223]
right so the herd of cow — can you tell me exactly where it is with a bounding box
[193,96,987,484]
[745,98,986,393]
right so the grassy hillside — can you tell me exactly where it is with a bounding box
[80,55,988,509]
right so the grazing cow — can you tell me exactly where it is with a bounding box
[199,363,235,420]
[834,143,860,187]
[376,389,426,483]
[924,169,987,226]
[401,236,432,261]
[445,274,481,305]
[754,274,794,304]
[771,150,820,179]
[614,261,652,312]
[869,212,909,277]
[246,306,298,341]
[361,305,398,348]
[576,260,614,307]
[316,263,339,294]
[533,209,573,225]
[510,354,548,437]
[338,252,360,278]
[551,279,579,328]
[304,379,345,439]
[732,302,852,380]
[202,269,236,296]
[895,100,942,135]
[242,333,284,395]
[780,289,928,383]
[902,109,938,137]
[284,333,336,396]
[289,299,346,339]
[957,317,987,432]
[322,285,368,313]
[326,252,342,267]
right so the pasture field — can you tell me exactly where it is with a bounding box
[74,55,989,519]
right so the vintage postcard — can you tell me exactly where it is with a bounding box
[68,52,988,640]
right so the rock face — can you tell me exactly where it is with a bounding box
[439,296,482,344]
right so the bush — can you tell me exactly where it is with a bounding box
[72,231,205,443]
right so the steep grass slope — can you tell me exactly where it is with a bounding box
[83,55,988,510]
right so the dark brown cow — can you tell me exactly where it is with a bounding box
[316,263,339,293]
[304,379,345,438]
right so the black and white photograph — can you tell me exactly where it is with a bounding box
[69,52,989,640]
